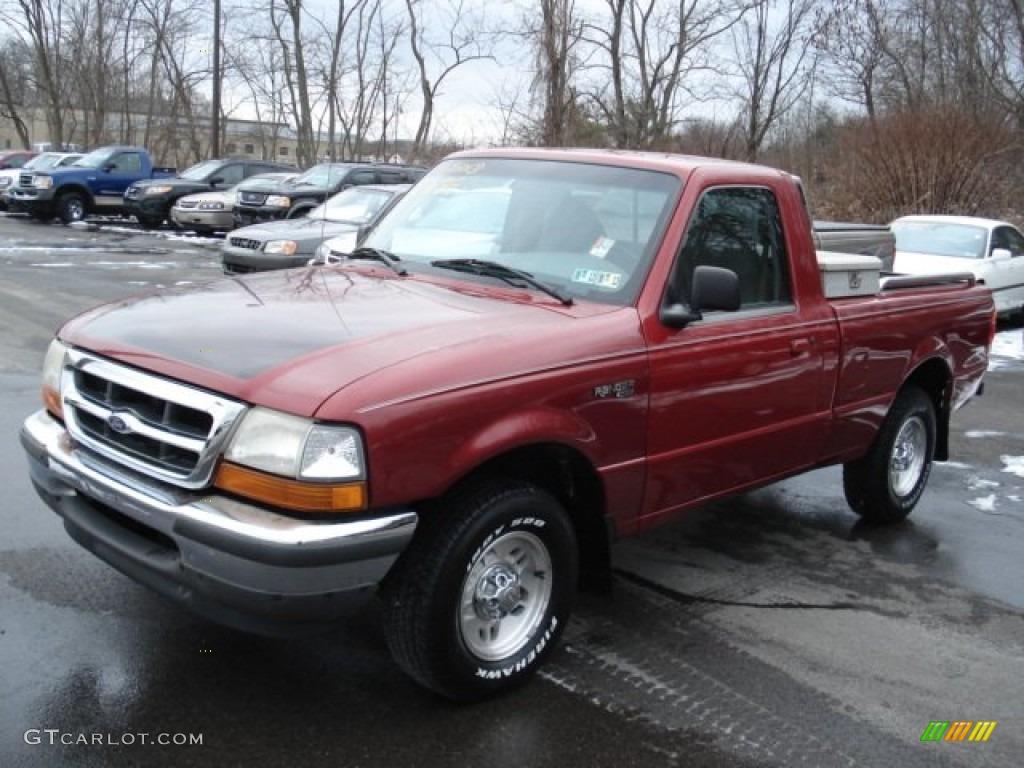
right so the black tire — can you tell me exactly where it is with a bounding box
[136,215,164,229]
[382,478,578,701]
[56,191,87,224]
[843,386,936,524]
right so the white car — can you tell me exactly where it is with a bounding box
[0,151,83,209]
[891,214,1024,318]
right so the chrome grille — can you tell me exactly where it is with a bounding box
[61,349,246,489]
[229,237,262,250]
[176,199,198,210]
[18,172,33,187]
[239,191,266,205]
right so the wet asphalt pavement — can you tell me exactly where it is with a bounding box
[1,213,1022,767]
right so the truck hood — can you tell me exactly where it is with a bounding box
[59,267,621,417]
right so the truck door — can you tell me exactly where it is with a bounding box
[641,185,833,523]
[95,151,143,209]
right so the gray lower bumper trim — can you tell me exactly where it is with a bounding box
[20,409,417,627]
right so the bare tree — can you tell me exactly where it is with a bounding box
[404,0,492,160]
[1,0,73,146]
[0,40,33,147]
[588,0,741,149]
[732,0,819,161]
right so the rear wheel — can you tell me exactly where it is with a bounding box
[382,478,577,701]
[56,192,87,224]
[843,385,936,523]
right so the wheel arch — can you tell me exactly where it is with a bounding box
[446,442,612,593]
[56,184,94,207]
[902,356,952,461]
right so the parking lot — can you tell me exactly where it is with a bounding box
[1,211,1022,767]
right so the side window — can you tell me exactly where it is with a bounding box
[673,186,792,308]
[994,226,1024,257]
[346,170,378,186]
[216,164,244,185]
[110,153,142,172]
[379,170,405,184]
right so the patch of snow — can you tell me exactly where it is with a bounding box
[968,494,999,513]
[1000,455,1024,477]
[965,430,1010,439]
[29,262,75,267]
[967,476,1000,490]
[941,461,973,470]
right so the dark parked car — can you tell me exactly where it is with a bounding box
[232,162,425,226]
[125,157,297,229]
[221,183,410,274]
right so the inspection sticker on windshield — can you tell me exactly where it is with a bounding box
[589,236,616,259]
[572,268,622,289]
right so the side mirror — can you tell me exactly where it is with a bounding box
[990,247,1012,261]
[102,163,116,173]
[209,176,223,187]
[660,265,741,328]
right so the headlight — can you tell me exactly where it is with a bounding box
[41,339,68,418]
[34,176,53,189]
[264,239,298,255]
[265,195,291,207]
[143,185,173,195]
[217,407,367,512]
[198,201,225,210]
[0,178,11,188]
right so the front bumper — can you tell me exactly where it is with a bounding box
[221,245,312,274]
[124,196,169,218]
[21,409,417,635]
[8,187,55,206]
[171,207,233,231]
[233,207,289,227]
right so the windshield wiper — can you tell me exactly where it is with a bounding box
[346,246,407,275]
[430,258,573,305]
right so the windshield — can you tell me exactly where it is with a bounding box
[179,159,225,181]
[308,187,395,223]
[293,164,351,187]
[24,153,60,170]
[362,157,681,306]
[72,148,117,169]
[892,220,988,259]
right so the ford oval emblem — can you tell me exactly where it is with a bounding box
[107,412,132,434]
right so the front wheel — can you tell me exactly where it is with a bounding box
[843,385,936,523]
[56,192,87,224]
[382,479,578,701]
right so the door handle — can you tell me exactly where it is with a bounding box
[790,337,813,355]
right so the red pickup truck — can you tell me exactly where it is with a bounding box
[21,148,995,701]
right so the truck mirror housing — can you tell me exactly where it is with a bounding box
[661,265,741,327]
[990,247,1012,261]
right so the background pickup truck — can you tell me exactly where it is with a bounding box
[21,148,995,703]
[7,145,175,223]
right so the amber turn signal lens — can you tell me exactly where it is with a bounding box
[214,462,367,513]
[42,386,63,419]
